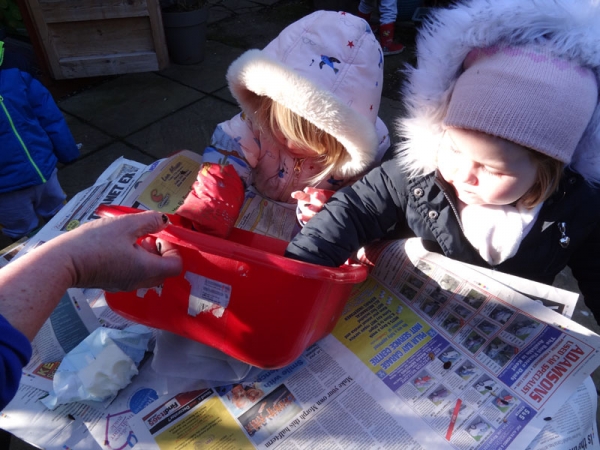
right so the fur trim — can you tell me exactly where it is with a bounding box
[227,53,378,178]
[397,0,600,182]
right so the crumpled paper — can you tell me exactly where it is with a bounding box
[42,325,153,409]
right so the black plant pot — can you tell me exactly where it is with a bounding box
[162,6,209,65]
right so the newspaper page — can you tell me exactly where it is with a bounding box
[14,157,148,256]
[0,358,171,450]
[234,187,300,241]
[121,152,299,241]
[348,238,600,449]
[123,150,203,214]
[2,153,599,449]
[119,239,600,450]
[19,289,102,392]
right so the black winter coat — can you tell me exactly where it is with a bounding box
[285,158,600,322]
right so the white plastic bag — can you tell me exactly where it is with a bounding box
[151,330,262,383]
[42,325,152,409]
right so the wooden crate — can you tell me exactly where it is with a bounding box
[22,0,169,79]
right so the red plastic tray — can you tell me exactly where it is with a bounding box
[97,205,368,369]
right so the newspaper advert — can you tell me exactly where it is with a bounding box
[124,150,203,214]
[234,186,300,241]
[346,238,600,449]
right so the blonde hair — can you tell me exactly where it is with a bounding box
[520,151,564,208]
[254,96,347,180]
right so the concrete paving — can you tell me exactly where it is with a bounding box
[3,0,599,447]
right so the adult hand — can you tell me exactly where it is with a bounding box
[291,187,335,223]
[54,211,183,292]
[0,211,182,341]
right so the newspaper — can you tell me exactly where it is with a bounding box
[123,150,203,214]
[1,155,599,450]
[121,150,299,240]
[234,186,300,241]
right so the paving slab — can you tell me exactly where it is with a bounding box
[63,112,114,157]
[378,96,406,143]
[208,0,265,22]
[212,85,237,104]
[125,96,240,159]
[59,72,204,138]
[206,0,312,50]
[158,40,245,94]
[57,143,155,199]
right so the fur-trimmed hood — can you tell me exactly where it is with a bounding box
[397,0,600,182]
[227,10,386,178]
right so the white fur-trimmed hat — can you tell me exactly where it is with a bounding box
[226,10,385,177]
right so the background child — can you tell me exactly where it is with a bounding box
[201,10,390,221]
[356,0,405,56]
[285,0,600,323]
[0,41,79,240]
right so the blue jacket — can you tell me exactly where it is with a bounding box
[0,59,79,193]
[0,315,31,411]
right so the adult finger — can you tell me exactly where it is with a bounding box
[120,210,169,241]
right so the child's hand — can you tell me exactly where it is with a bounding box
[291,188,335,223]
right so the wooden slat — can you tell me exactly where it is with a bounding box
[146,0,169,69]
[49,18,154,59]
[38,0,150,23]
[57,53,160,78]
[22,0,63,79]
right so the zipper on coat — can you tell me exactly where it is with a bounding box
[0,95,46,183]
[435,177,498,269]
[441,190,464,234]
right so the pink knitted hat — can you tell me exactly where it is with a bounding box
[443,45,599,163]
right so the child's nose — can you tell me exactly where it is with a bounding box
[454,161,478,185]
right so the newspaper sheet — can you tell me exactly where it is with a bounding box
[121,239,600,450]
[1,155,599,450]
[234,186,300,241]
[121,152,299,241]
[15,157,148,255]
[123,150,203,214]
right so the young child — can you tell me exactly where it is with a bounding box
[0,41,79,240]
[201,10,390,223]
[285,0,600,323]
[356,0,405,56]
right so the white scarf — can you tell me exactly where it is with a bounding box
[460,202,543,266]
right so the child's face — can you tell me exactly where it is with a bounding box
[270,126,318,159]
[437,129,537,206]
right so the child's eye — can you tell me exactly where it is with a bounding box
[481,166,503,177]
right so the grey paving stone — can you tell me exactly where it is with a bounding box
[211,85,237,104]
[378,96,406,144]
[206,1,312,50]
[125,96,240,159]
[63,112,114,156]
[57,143,155,200]
[158,40,245,94]
[58,73,204,138]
